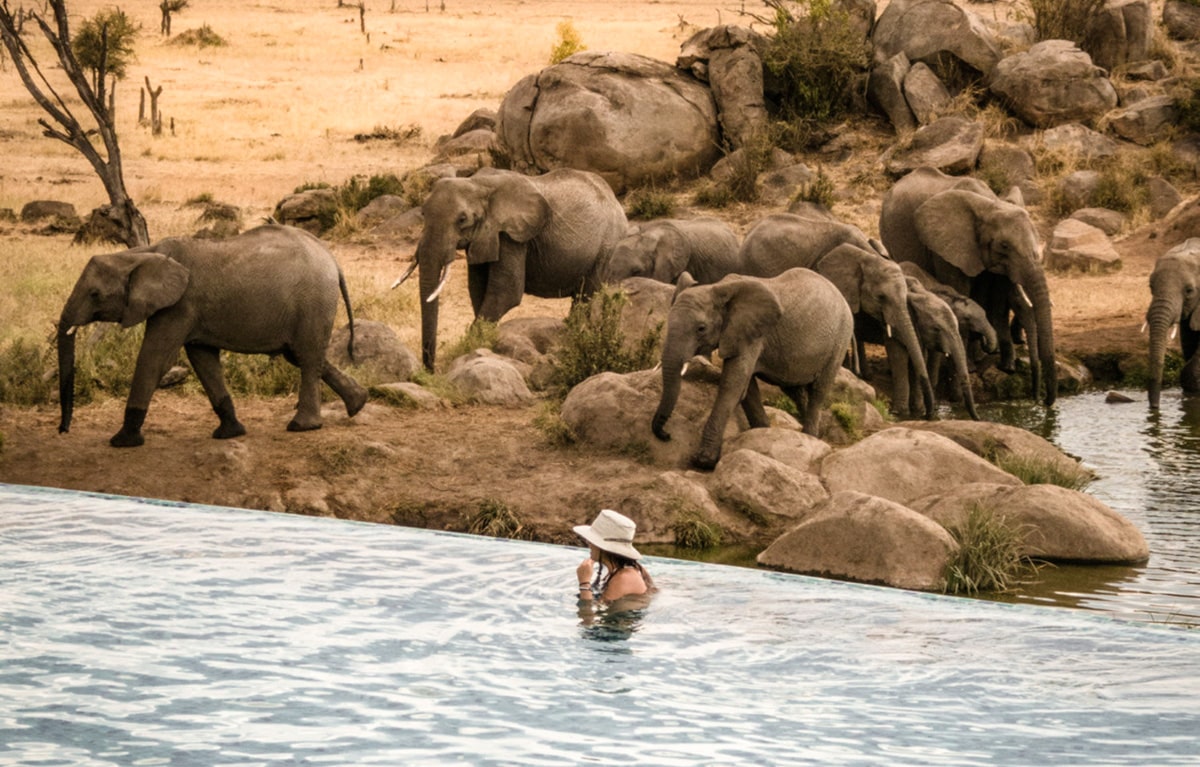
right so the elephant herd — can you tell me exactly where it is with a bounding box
[54,164,1200,464]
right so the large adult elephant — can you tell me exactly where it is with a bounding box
[651,268,854,470]
[738,211,881,277]
[395,167,628,370]
[880,166,1057,406]
[1146,238,1200,408]
[57,224,367,447]
[815,243,936,419]
[598,217,741,285]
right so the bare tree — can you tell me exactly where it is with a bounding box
[160,0,188,37]
[0,0,149,247]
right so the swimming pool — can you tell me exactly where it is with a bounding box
[2,482,1198,765]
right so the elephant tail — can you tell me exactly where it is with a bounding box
[339,268,356,363]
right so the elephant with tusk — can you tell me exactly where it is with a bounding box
[57,224,367,447]
[392,167,628,371]
[651,268,854,470]
[1146,238,1200,408]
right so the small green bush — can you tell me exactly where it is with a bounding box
[221,353,299,397]
[73,8,141,80]
[790,165,835,209]
[671,504,723,550]
[0,337,54,406]
[170,23,226,48]
[440,319,499,365]
[944,502,1038,594]
[549,20,585,64]
[625,187,676,220]
[548,286,661,395]
[533,400,577,447]
[1019,0,1106,46]
[466,499,530,539]
[996,452,1093,490]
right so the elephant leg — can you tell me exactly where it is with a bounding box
[477,242,527,322]
[467,263,488,317]
[185,343,246,440]
[111,322,185,447]
[1182,326,1200,394]
[285,346,325,432]
[323,361,368,416]
[694,355,756,470]
[782,383,820,436]
[739,377,770,429]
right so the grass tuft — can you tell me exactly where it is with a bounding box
[943,502,1038,595]
[671,503,723,550]
[440,319,500,365]
[625,186,676,220]
[533,400,577,447]
[995,452,1093,490]
[465,498,531,539]
[548,20,586,64]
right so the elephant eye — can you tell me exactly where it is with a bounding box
[697,323,708,334]
[456,212,469,227]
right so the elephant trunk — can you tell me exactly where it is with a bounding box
[1024,270,1057,406]
[416,234,453,371]
[57,324,76,433]
[949,336,979,420]
[1147,294,1181,409]
[890,305,936,418]
[652,339,686,441]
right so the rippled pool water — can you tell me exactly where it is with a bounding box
[981,389,1200,625]
[3,483,1199,765]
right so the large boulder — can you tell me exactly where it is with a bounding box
[1107,94,1178,146]
[988,40,1119,128]
[496,51,721,192]
[1086,0,1154,72]
[758,490,959,591]
[884,115,984,175]
[869,51,919,133]
[20,200,78,223]
[1045,218,1123,274]
[820,426,1021,507]
[445,349,534,407]
[721,427,832,474]
[911,483,1150,563]
[1164,0,1200,40]
[896,419,1095,482]
[676,25,769,149]
[328,320,419,384]
[873,0,1003,77]
[709,449,829,531]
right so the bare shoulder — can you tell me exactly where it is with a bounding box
[603,567,649,600]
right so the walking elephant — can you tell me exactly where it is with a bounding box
[1146,238,1200,408]
[57,224,367,447]
[880,166,1057,406]
[651,268,855,470]
[598,217,741,285]
[394,167,628,370]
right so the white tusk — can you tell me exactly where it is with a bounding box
[1017,285,1033,308]
[681,362,689,377]
[1171,323,1179,341]
[65,326,77,336]
[390,260,418,290]
[426,263,452,303]
[886,324,892,338]
[1141,321,1148,334]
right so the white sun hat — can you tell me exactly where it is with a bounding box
[573,509,641,560]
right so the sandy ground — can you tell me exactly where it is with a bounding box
[0,0,1193,549]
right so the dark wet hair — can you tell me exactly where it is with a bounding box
[593,550,655,594]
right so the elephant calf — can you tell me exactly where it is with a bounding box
[57,224,368,447]
[652,268,854,470]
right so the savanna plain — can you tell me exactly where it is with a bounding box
[0,0,1194,552]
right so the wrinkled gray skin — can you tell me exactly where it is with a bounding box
[401,168,627,371]
[651,268,854,470]
[57,225,367,447]
[905,278,980,420]
[598,217,741,285]
[881,166,1056,406]
[901,261,999,363]
[1146,238,1200,409]
[738,211,879,277]
[815,243,936,419]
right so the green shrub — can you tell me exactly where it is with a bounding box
[548,286,661,395]
[790,165,835,209]
[440,318,499,365]
[336,173,407,213]
[0,337,55,406]
[830,400,862,441]
[625,187,676,220]
[995,452,1093,490]
[944,502,1038,594]
[73,8,141,80]
[221,353,299,397]
[1019,0,1106,46]
[671,504,723,550]
[549,20,585,64]
[466,498,531,539]
[760,0,870,146]
[170,23,226,48]
[533,400,577,447]
[410,368,467,405]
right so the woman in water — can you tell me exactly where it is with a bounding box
[574,509,654,604]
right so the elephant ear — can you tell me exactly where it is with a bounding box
[651,227,690,283]
[467,175,551,265]
[913,190,989,277]
[121,253,190,327]
[672,271,698,304]
[815,244,867,313]
[713,277,782,360]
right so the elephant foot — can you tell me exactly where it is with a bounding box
[344,386,369,418]
[690,451,720,472]
[287,418,323,433]
[213,421,247,440]
[110,406,147,447]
